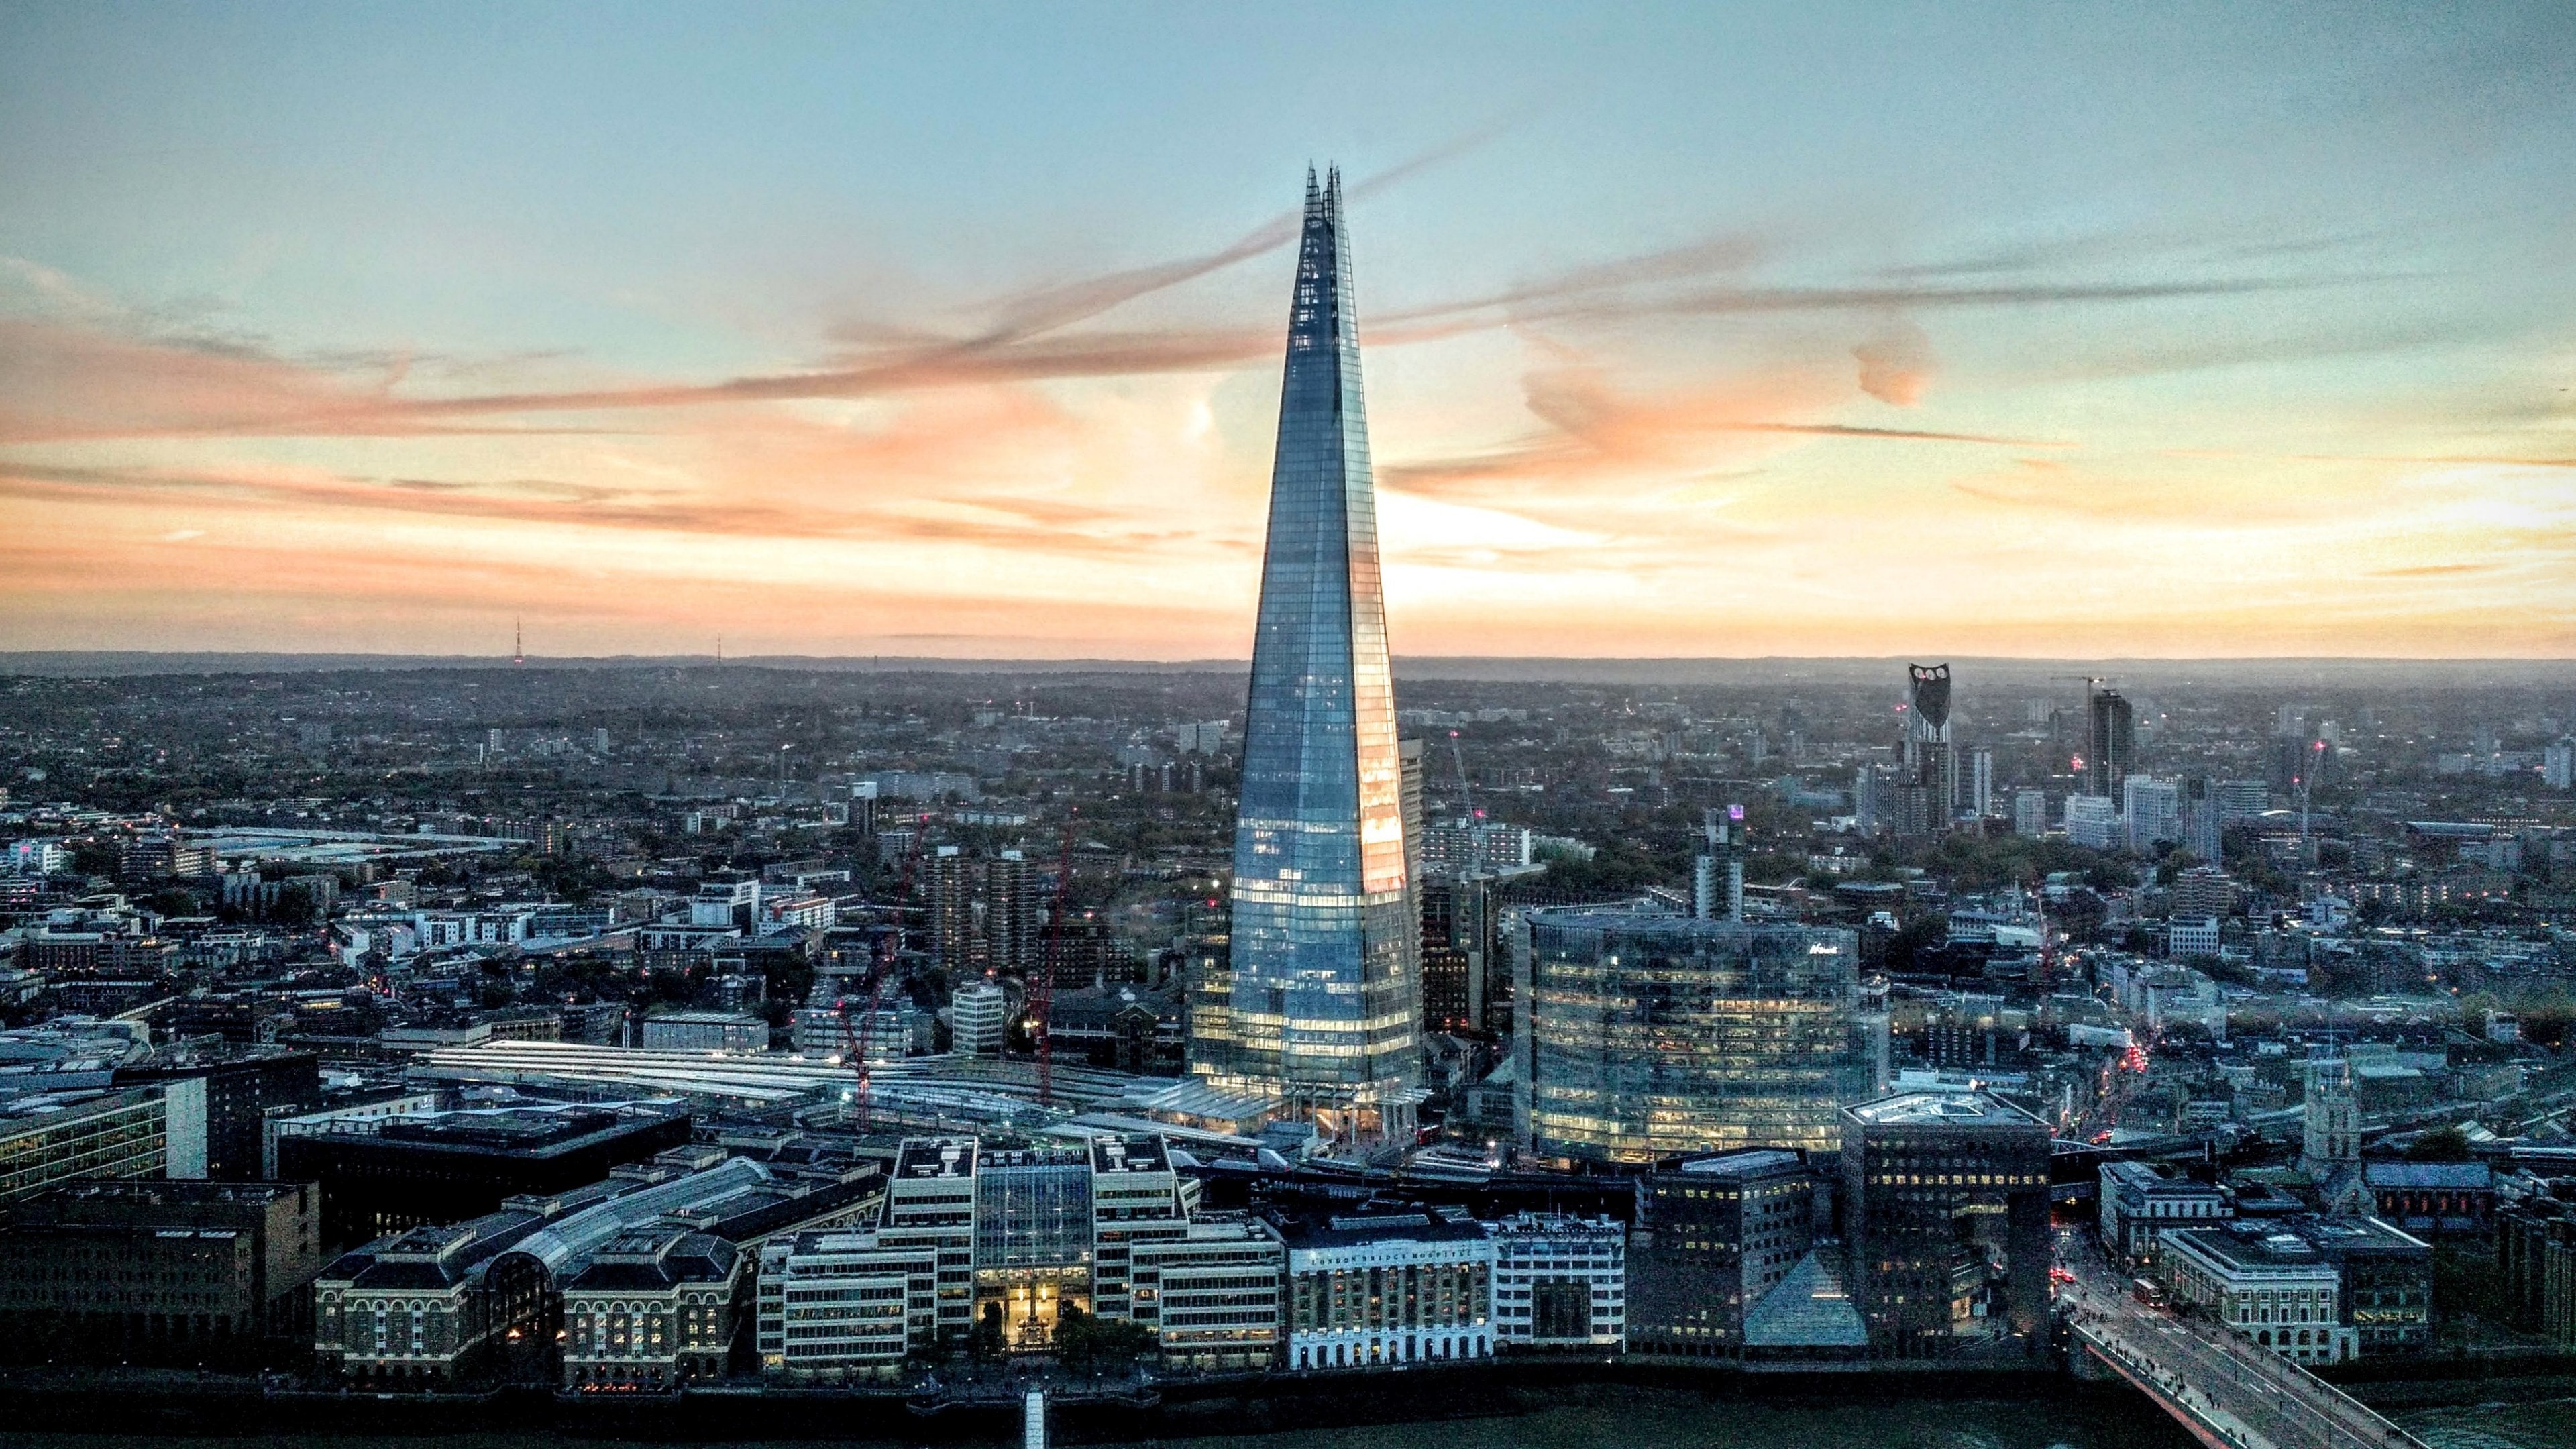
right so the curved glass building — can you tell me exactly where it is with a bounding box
[1191,169,1421,1144]
[1518,909,1874,1163]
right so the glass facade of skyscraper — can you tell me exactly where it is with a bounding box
[1193,169,1420,1141]
[1519,910,1872,1163]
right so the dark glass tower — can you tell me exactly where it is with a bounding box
[1194,168,1419,1142]
[2086,688,2135,798]
[1900,663,1957,835]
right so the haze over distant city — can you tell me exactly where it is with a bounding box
[3,4,2573,659]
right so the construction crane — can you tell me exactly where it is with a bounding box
[837,817,931,1130]
[1034,807,1078,1107]
[1448,729,1478,820]
[835,970,894,1131]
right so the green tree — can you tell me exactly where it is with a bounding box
[2405,1126,2473,1162]
[969,1301,1004,1362]
[1053,1304,1153,1375]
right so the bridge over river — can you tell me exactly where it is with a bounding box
[2060,1240,2424,1449]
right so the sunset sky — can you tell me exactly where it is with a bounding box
[3,4,2572,660]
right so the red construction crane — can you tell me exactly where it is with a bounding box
[838,816,930,1131]
[835,973,892,1130]
[1034,806,1077,1107]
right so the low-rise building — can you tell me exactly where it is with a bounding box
[2361,1161,2493,1238]
[559,1228,743,1390]
[638,1011,767,1053]
[2157,1221,2357,1365]
[278,1103,693,1248]
[315,1148,863,1389]
[2098,1161,2230,1266]
[1486,1212,1625,1350]
[0,1179,324,1366]
[1279,1205,1494,1371]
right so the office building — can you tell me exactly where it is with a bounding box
[2547,738,2574,791]
[1517,909,1872,1163]
[277,1104,692,1248]
[2085,688,2134,798]
[0,1179,325,1366]
[1130,1212,1288,1371]
[2152,1218,2416,1364]
[111,1051,323,1179]
[755,1132,1258,1379]
[1279,1205,1493,1369]
[2097,1161,2230,1265]
[1485,1212,1625,1350]
[2167,916,2222,961]
[1,1083,169,1205]
[1840,1091,2051,1359]
[1629,1150,1826,1358]
[1968,746,1994,820]
[951,978,1010,1057]
[2298,1215,2434,1356]
[1195,169,1421,1146]
[1419,873,1507,1034]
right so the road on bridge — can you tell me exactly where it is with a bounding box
[2057,1230,2424,1449]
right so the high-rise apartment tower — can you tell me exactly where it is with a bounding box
[2085,688,2135,798]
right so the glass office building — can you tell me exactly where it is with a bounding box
[1193,168,1420,1142]
[1517,909,1873,1163]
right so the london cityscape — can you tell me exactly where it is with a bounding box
[1,9,2573,1449]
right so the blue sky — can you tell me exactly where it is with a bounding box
[3,3,2571,656]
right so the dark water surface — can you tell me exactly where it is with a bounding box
[1,1391,2567,1449]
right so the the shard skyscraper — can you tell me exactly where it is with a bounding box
[1192,168,1421,1144]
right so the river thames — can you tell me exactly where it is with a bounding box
[9,1389,2571,1449]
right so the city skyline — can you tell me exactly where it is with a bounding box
[4,5,2574,659]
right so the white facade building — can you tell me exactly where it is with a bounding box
[2123,775,2182,852]
[1281,1207,1495,1371]
[951,979,1009,1057]
[2064,795,2123,850]
[2157,1224,2356,1366]
[2098,1161,2230,1264]
[2167,916,2222,961]
[1485,1212,1625,1350]
[2013,788,2049,839]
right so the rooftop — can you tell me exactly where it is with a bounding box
[1673,1148,1806,1179]
[1845,1091,2047,1130]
